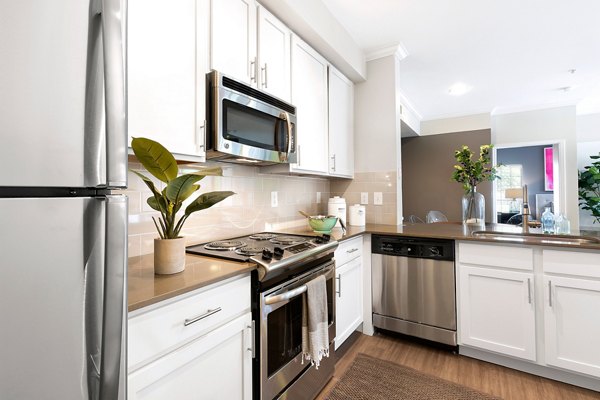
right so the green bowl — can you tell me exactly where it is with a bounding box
[308,216,338,233]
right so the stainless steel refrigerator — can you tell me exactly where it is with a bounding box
[0,0,128,399]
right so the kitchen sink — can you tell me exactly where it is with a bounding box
[471,231,600,246]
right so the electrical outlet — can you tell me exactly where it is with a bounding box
[271,191,278,207]
[316,192,322,204]
[360,192,369,204]
[374,192,383,205]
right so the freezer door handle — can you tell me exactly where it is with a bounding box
[100,195,127,400]
[102,0,128,188]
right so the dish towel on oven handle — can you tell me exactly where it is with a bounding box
[301,274,329,369]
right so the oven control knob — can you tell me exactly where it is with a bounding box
[261,249,273,261]
[273,247,284,259]
[322,234,331,242]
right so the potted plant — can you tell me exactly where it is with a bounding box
[579,153,600,225]
[131,137,235,274]
[451,144,499,224]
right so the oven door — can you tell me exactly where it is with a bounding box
[259,262,335,400]
[214,86,297,164]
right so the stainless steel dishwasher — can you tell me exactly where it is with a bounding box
[372,235,456,346]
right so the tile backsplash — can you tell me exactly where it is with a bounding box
[124,161,330,257]
[330,171,399,225]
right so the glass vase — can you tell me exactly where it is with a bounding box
[462,187,485,224]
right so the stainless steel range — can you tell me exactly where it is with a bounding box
[187,232,337,400]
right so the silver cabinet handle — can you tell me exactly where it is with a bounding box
[346,248,358,254]
[548,281,553,307]
[336,274,341,298]
[247,320,255,358]
[331,154,336,171]
[261,63,268,88]
[184,307,222,326]
[102,0,127,188]
[196,119,206,151]
[250,57,257,83]
[297,144,301,166]
[527,278,532,304]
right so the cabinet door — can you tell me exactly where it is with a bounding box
[257,6,291,102]
[290,35,329,174]
[128,312,253,399]
[328,66,354,178]
[128,0,206,160]
[459,265,536,361]
[335,257,363,350]
[544,276,600,377]
[211,0,257,85]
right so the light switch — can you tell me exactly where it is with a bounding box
[316,192,322,204]
[271,191,278,207]
[361,192,369,204]
[374,192,383,205]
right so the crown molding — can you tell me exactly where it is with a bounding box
[365,42,409,62]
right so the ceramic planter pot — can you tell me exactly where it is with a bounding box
[154,237,186,275]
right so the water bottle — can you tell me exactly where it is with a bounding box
[541,207,555,234]
[554,213,571,234]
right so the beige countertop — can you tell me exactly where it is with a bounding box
[128,222,600,312]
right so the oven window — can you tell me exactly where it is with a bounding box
[223,100,288,152]
[267,295,303,376]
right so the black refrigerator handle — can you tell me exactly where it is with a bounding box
[100,195,128,400]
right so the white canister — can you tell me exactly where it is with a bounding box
[328,196,347,228]
[349,204,366,226]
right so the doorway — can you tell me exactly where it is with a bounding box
[492,141,565,224]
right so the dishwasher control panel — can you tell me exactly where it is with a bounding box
[372,235,455,261]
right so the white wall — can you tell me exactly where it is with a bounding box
[491,106,578,229]
[576,113,600,229]
[420,113,491,136]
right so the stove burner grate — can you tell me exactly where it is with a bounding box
[248,233,279,241]
[204,240,246,251]
[270,236,307,246]
[235,246,268,256]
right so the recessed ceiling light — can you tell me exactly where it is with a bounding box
[448,82,472,96]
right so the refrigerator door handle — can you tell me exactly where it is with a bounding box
[100,195,128,400]
[102,0,128,188]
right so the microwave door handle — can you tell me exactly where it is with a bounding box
[280,112,293,158]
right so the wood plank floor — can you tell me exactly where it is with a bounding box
[316,333,600,400]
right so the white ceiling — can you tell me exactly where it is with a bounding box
[320,0,600,120]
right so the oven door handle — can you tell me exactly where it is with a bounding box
[265,285,307,305]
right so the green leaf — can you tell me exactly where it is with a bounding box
[131,137,178,183]
[147,196,167,213]
[185,191,235,216]
[165,174,204,205]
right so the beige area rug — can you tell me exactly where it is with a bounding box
[326,354,502,400]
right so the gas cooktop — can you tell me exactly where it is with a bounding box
[186,232,338,281]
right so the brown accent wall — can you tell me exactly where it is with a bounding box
[401,129,493,222]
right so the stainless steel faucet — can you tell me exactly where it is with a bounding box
[522,184,530,233]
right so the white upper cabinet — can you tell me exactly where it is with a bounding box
[128,0,208,161]
[328,66,354,178]
[257,6,291,101]
[212,1,290,101]
[211,0,257,85]
[290,35,329,174]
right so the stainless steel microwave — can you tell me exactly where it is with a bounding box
[206,70,297,165]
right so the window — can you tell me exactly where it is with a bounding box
[496,164,523,213]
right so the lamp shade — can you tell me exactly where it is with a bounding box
[505,188,524,199]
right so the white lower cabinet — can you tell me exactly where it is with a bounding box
[335,237,363,350]
[128,274,252,399]
[128,312,253,399]
[459,265,536,361]
[458,242,600,387]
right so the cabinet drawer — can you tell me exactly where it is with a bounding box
[459,242,533,271]
[543,249,600,278]
[128,274,250,371]
[335,236,363,265]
